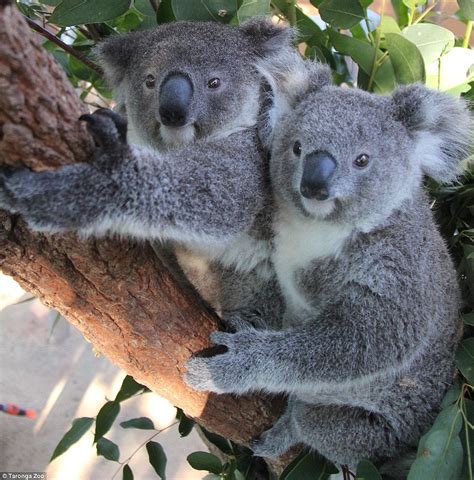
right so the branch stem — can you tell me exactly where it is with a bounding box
[463,20,473,49]
[24,16,102,76]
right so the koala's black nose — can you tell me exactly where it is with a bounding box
[300,151,337,201]
[159,73,193,127]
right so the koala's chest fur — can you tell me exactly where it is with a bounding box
[271,210,352,317]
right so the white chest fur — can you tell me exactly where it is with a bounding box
[272,211,352,313]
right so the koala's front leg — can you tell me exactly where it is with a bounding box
[185,330,269,394]
[0,109,127,233]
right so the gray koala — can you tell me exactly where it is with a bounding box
[0,19,297,313]
[185,63,472,471]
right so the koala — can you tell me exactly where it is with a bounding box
[185,64,472,471]
[0,19,299,315]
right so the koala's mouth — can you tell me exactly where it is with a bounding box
[158,122,196,146]
[301,197,337,218]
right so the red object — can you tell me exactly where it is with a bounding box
[0,403,36,418]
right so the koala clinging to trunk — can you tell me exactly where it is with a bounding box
[186,64,472,470]
[0,19,298,313]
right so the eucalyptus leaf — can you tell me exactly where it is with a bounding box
[425,47,474,93]
[356,459,382,480]
[458,0,474,20]
[237,0,271,22]
[120,417,155,430]
[280,450,338,480]
[200,427,233,454]
[94,401,120,443]
[385,33,425,84]
[316,0,365,29]
[329,31,396,92]
[187,452,223,474]
[146,441,167,479]
[462,312,474,325]
[171,0,237,22]
[123,464,134,480]
[440,378,462,408]
[456,337,474,384]
[50,417,94,462]
[96,437,120,462]
[156,0,176,23]
[115,375,149,402]
[176,408,195,437]
[50,0,131,26]
[402,24,455,66]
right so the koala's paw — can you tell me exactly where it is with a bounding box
[222,309,266,332]
[250,425,294,458]
[184,331,259,394]
[80,108,127,146]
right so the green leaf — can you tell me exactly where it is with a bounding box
[402,0,426,8]
[50,0,132,26]
[402,24,455,66]
[356,460,382,480]
[458,0,474,20]
[50,417,94,462]
[123,464,134,480]
[462,312,474,325]
[408,430,463,479]
[176,408,195,437]
[115,375,148,403]
[328,31,396,93]
[200,427,233,454]
[426,47,474,93]
[408,404,463,480]
[280,450,338,480]
[456,337,474,384]
[385,33,425,84]
[236,0,271,22]
[315,0,365,29]
[380,16,401,35]
[94,401,120,443]
[96,437,120,462]
[440,378,462,408]
[146,441,167,479]
[187,452,223,475]
[120,417,155,430]
[156,0,176,23]
[171,0,238,22]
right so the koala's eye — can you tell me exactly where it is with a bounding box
[145,74,156,89]
[207,78,221,89]
[293,141,302,156]
[354,153,370,168]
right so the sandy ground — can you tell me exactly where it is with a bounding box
[0,273,207,480]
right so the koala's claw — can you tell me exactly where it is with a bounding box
[80,108,127,147]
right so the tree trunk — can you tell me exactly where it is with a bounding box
[0,1,289,463]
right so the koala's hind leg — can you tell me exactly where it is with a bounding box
[292,401,401,467]
[250,396,299,458]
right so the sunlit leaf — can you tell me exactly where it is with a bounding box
[50,417,94,462]
[315,0,365,29]
[237,0,271,22]
[385,33,425,84]
[402,24,455,66]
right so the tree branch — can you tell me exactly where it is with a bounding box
[24,16,103,76]
[0,0,286,455]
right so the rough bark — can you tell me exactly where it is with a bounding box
[0,1,288,455]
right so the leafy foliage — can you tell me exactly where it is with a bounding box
[25,0,472,478]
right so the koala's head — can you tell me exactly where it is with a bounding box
[95,19,293,149]
[271,70,472,230]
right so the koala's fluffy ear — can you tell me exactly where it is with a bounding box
[239,17,294,56]
[94,32,146,88]
[391,84,472,182]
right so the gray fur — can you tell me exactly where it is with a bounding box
[185,67,472,468]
